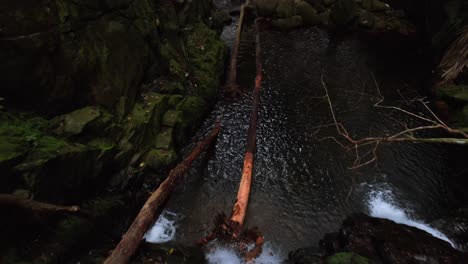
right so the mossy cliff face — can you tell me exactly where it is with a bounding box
[0,0,226,262]
[0,0,159,113]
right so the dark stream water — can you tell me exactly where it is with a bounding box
[147,26,457,258]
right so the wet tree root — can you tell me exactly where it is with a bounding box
[104,122,221,264]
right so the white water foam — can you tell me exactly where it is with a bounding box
[368,190,454,247]
[144,210,178,243]
[205,241,283,264]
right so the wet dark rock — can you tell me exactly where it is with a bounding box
[289,247,324,264]
[330,0,359,27]
[276,0,297,18]
[432,208,468,251]
[320,213,467,263]
[133,242,207,264]
[255,0,280,17]
[272,16,304,30]
[296,1,322,26]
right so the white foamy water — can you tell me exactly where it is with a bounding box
[205,241,284,264]
[368,190,454,247]
[144,210,178,243]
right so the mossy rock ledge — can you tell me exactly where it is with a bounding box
[0,0,226,262]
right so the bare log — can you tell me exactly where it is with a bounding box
[226,0,250,96]
[230,19,263,237]
[104,122,221,264]
[0,194,80,213]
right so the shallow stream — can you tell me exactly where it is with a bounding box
[144,23,460,262]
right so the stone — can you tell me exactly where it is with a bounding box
[437,85,468,104]
[145,149,177,171]
[360,0,390,12]
[296,1,321,25]
[320,213,467,262]
[255,0,280,17]
[162,110,183,127]
[54,107,101,136]
[186,22,227,102]
[0,0,159,113]
[272,15,304,30]
[322,0,337,6]
[155,127,174,150]
[276,0,296,18]
[326,253,368,264]
[330,0,359,27]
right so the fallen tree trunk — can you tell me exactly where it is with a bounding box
[104,122,221,264]
[0,194,80,213]
[226,0,250,96]
[230,19,263,237]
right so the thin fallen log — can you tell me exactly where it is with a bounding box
[226,0,250,97]
[230,18,263,237]
[104,122,221,264]
[0,194,80,213]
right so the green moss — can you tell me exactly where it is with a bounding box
[88,138,115,151]
[162,110,183,127]
[327,252,369,264]
[0,139,26,163]
[155,127,174,149]
[437,85,468,104]
[120,93,170,148]
[169,95,184,107]
[145,149,177,171]
[0,113,68,161]
[186,22,226,101]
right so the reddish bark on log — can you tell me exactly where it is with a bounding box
[104,122,221,264]
[230,19,263,237]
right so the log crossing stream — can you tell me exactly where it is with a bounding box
[146,14,460,264]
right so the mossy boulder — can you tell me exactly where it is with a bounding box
[276,0,296,18]
[360,0,390,12]
[162,110,183,127]
[436,85,468,104]
[330,0,359,27]
[155,127,174,150]
[186,22,226,102]
[51,106,106,137]
[296,1,322,25]
[145,149,177,171]
[0,0,159,114]
[272,16,304,30]
[119,93,170,148]
[174,96,209,148]
[255,0,280,17]
[327,252,369,264]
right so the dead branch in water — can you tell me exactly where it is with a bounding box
[319,73,468,169]
[0,194,80,213]
[104,122,221,264]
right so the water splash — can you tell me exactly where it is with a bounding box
[368,190,455,247]
[205,241,284,264]
[144,210,178,243]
